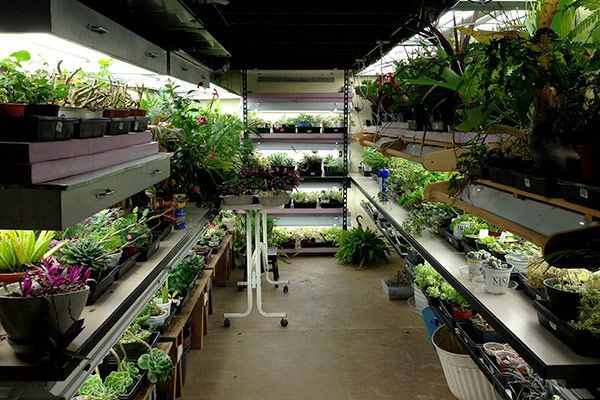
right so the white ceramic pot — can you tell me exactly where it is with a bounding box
[147,310,169,327]
[466,258,482,276]
[105,250,123,268]
[505,254,529,273]
[482,263,514,294]
[154,297,172,316]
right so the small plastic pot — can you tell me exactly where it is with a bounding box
[102,108,130,118]
[482,262,513,294]
[543,278,582,321]
[466,258,483,276]
[483,342,506,357]
[128,108,147,117]
[25,104,60,117]
[452,307,473,320]
[0,103,26,117]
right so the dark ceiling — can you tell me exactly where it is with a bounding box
[78,0,455,71]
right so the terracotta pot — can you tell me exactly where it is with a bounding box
[0,103,26,117]
[576,144,600,185]
[102,108,129,118]
[452,307,473,320]
[0,272,24,285]
[128,108,147,117]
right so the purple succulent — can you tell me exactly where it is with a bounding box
[15,258,90,297]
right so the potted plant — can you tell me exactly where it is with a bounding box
[381,267,413,300]
[543,276,585,321]
[292,191,319,208]
[323,155,344,176]
[295,113,322,133]
[78,356,143,400]
[138,347,174,384]
[466,250,491,276]
[154,281,173,316]
[0,230,55,284]
[142,301,169,329]
[0,258,90,358]
[319,188,343,208]
[481,256,513,294]
[220,174,255,206]
[470,314,501,343]
[267,152,296,171]
[441,282,472,319]
[248,112,271,134]
[322,115,344,133]
[334,218,390,268]
[362,147,389,178]
[297,153,323,177]
[272,117,295,133]
[259,189,292,207]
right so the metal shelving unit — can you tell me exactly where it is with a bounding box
[350,173,600,392]
[242,73,351,229]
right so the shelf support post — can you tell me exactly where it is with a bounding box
[343,69,350,230]
[242,69,248,139]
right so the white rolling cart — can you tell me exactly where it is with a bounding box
[222,204,289,327]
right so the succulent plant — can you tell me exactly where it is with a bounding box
[267,152,295,168]
[138,348,174,384]
[482,256,511,270]
[60,238,109,272]
[466,250,491,261]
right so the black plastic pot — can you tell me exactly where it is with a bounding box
[294,201,317,209]
[512,171,558,197]
[74,118,108,139]
[279,240,295,249]
[324,168,344,177]
[297,126,321,133]
[323,127,344,133]
[466,165,489,180]
[255,127,271,134]
[576,144,600,185]
[534,299,600,357]
[406,247,424,266]
[138,238,160,262]
[543,278,582,321]
[132,116,149,132]
[25,104,60,117]
[558,179,600,209]
[106,117,133,135]
[298,163,322,177]
[113,331,160,361]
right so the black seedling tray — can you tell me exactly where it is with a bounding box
[138,239,160,262]
[74,118,108,139]
[111,331,161,362]
[132,116,149,132]
[106,117,133,135]
[153,222,175,242]
[116,252,140,279]
[0,116,76,141]
[323,127,344,133]
[320,200,343,208]
[534,299,600,357]
[87,267,118,305]
[558,179,600,209]
[406,247,424,266]
[512,171,559,197]
[489,167,515,187]
[437,228,463,251]
[297,126,321,133]
[255,127,271,134]
[294,201,317,208]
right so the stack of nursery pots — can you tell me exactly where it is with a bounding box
[432,326,498,400]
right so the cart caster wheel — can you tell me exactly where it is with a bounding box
[224,319,230,328]
[283,285,289,293]
[275,284,279,288]
[280,318,288,327]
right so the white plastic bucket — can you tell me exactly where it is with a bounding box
[433,326,499,400]
[482,266,513,294]
[413,284,429,312]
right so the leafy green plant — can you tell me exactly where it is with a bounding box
[440,281,470,311]
[267,152,295,168]
[138,348,174,384]
[322,114,344,127]
[414,263,445,296]
[320,188,343,202]
[77,374,116,400]
[291,191,319,203]
[334,225,390,268]
[576,272,600,336]
[104,371,134,396]
[403,202,455,236]
[362,147,389,173]
[60,238,108,272]
[168,252,204,298]
[0,230,55,273]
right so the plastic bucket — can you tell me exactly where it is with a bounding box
[482,266,513,294]
[466,258,482,276]
[432,326,498,400]
[421,307,439,342]
[413,284,429,312]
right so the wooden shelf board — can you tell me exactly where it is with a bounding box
[270,207,346,216]
[425,181,548,246]
[203,235,232,270]
[477,179,600,219]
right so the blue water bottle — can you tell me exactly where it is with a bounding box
[379,169,389,202]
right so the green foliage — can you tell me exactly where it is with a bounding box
[288,113,322,127]
[0,230,55,273]
[576,272,600,335]
[414,263,445,296]
[334,225,390,268]
[168,252,204,298]
[138,348,174,384]
[291,191,319,203]
[362,147,389,172]
[387,268,411,287]
[104,371,133,396]
[403,202,455,237]
[77,375,116,400]
[60,238,108,272]
[267,152,295,168]
[320,188,343,202]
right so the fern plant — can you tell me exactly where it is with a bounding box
[334,225,390,268]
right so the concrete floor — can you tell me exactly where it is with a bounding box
[182,254,454,400]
